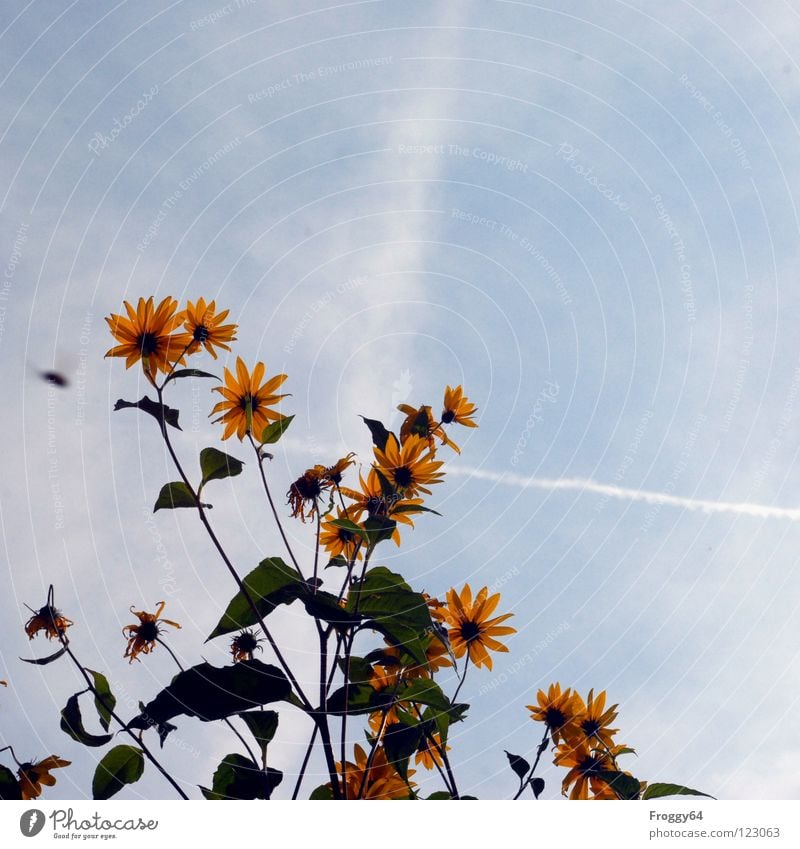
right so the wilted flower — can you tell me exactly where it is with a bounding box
[123,601,181,663]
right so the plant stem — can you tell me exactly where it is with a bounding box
[513,727,550,800]
[291,724,318,800]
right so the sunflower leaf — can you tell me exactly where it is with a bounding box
[328,517,366,540]
[153,482,197,511]
[60,693,113,747]
[114,396,181,430]
[261,414,295,444]
[199,447,244,486]
[360,416,391,451]
[427,791,452,800]
[303,591,362,628]
[398,679,451,712]
[504,751,530,781]
[0,765,21,800]
[531,777,545,799]
[163,368,219,385]
[19,643,69,665]
[391,503,442,517]
[92,745,145,800]
[362,516,397,546]
[642,783,715,800]
[207,557,305,639]
[309,784,334,800]
[382,718,423,782]
[86,669,116,731]
[596,770,642,800]
[203,754,283,800]
[326,683,393,716]
[237,711,279,764]
[325,554,349,569]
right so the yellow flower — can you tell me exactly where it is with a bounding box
[335,744,414,799]
[25,604,73,641]
[105,296,186,379]
[230,629,263,663]
[287,465,327,522]
[174,297,237,359]
[320,509,363,561]
[18,756,71,800]
[211,357,288,441]
[340,469,425,544]
[397,403,460,453]
[123,601,181,663]
[415,732,450,770]
[554,737,619,800]
[573,689,619,749]
[438,584,515,670]
[441,385,478,427]
[527,683,582,744]
[373,434,444,497]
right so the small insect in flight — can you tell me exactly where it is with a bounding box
[39,370,70,388]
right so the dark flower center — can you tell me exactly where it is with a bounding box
[545,707,567,729]
[441,410,456,424]
[193,325,210,343]
[137,621,160,642]
[459,621,481,643]
[292,474,323,501]
[394,466,413,488]
[339,529,354,543]
[582,719,601,738]
[138,333,158,356]
[234,631,260,654]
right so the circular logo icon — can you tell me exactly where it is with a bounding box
[20,810,45,837]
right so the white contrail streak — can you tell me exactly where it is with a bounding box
[448,467,800,521]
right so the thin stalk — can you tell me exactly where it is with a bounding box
[513,727,550,800]
[291,724,318,800]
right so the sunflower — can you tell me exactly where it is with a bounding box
[441,385,478,428]
[123,601,181,663]
[438,584,515,670]
[210,357,288,441]
[373,434,444,497]
[24,604,73,641]
[174,297,237,359]
[554,737,619,800]
[397,403,459,453]
[105,296,186,380]
[230,629,264,663]
[335,744,414,800]
[320,509,363,561]
[415,732,450,770]
[323,453,356,485]
[573,689,620,750]
[340,469,424,544]
[527,683,582,744]
[17,756,71,800]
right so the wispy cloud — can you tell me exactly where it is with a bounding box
[450,467,800,521]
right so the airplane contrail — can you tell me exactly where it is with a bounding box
[448,467,800,521]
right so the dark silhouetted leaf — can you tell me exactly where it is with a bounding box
[309,784,334,800]
[114,396,181,430]
[154,482,197,511]
[597,771,642,800]
[60,693,113,747]
[202,753,282,800]
[20,644,68,665]
[164,369,219,385]
[261,415,295,445]
[360,416,391,451]
[87,669,115,732]
[362,516,397,546]
[427,791,452,800]
[383,719,423,782]
[92,745,144,800]
[303,591,362,629]
[642,783,715,800]
[199,447,244,486]
[325,554,349,569]
[208,558,305,639]
[0,765,21,800]
[531,777,545,799]
[237,711,279,763]
[505,751,530,781]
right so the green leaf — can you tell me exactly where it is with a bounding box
[391,503,442,517]
[129,660,292,727]
[261,415,295,445]
[203,753,282,800]
[303,591,362,629]
[361,416,391,451]
[338,656,375,685]
[328,517,366,539]
[92,745,145,800]
[0,765,21,800]
[87,669,115,732]
[505,751,530,781]
[362,516,397,546]
[114,396,181,430]
[199,447,244,485]
[154,481,196,511]
[207,557,305,640]
[398,679,451,713]
[326,683,388,716]
[60,693,113,747]
[309,784,334,800]
[596,771,642,800]
[237,711,279,763]
[427,791,452,800]
[642,783,716,800]
[164,368,219,385]
[20,644,68,665]
[325,554,349,569]
[383,719,423,782]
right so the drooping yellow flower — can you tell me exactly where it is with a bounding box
[335,744,414,800]
[441,385,478,428]
[287,465,327,522]
[18,756,71,800]
[174,297,237,359]
[397,403,459,453]
[438,584,515,670]
[210,357,288,441]
[123,601,181,663]
[24,604,73,641]
[105,296,186,379]
[230,629,263,663]
[554,737,619,800]
[573,689,620,750]
[373,434,444,497]
[527,683,582,744]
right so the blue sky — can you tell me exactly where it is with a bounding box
[2,0,800,800]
